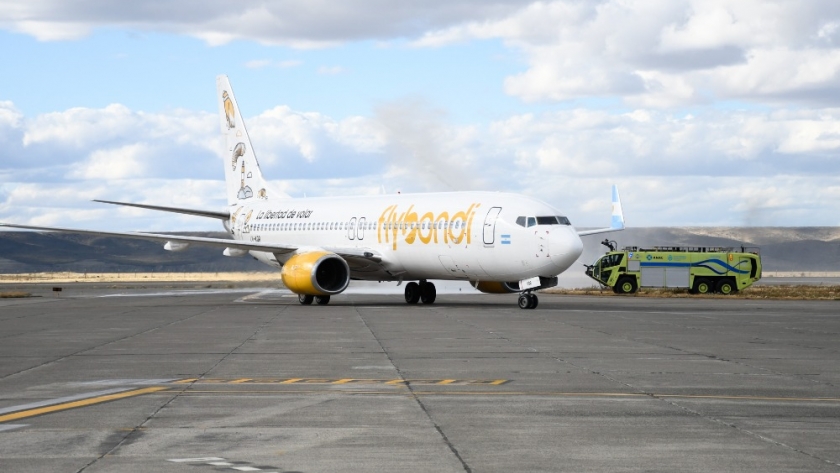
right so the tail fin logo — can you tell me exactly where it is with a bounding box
[238,161,253,199]
[231,142,246,171]
[222,91,236,129]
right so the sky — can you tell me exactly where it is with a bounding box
[2,0,840,232]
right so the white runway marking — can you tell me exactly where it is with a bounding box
[0,424,27,432]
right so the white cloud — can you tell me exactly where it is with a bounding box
[68,143,149,180]
[411,0,840,107]
[0,0,531,45]
[4,94,840,229]
[6,1,840,110]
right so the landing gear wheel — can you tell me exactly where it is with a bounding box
[518,293,538,309]
[420,282,437,304]
[315,296,330,305]
[404,282,421,304]
[298,294,314,305]
[616,277,638,294]
[692,278,712,295]
[716,279,736,295]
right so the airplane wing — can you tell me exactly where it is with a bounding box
[0,222,383,262]
[93,200,229,220]
[577,185,625,236]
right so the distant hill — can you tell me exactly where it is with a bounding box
[1,227,838,273]
[0,232,265,273]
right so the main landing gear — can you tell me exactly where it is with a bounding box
[405,280,437,305]
[517,291,539,310]
[298,294,331,305]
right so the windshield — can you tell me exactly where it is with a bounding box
[600,253,623,268]
[517,216,572,227]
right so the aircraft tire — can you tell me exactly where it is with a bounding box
[518,294,530,309]
[420,282,436,304]
[405,282,421,304]
[315,296,330,305]
[298,294,314,305]
[529,294,539,309]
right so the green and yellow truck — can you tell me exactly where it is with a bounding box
[585,244,762,294]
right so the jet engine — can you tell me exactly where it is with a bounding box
[280,251,350,296]
[471,280,520,294]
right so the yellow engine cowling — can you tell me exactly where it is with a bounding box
[280,251,350,296]
[471,280,520,294]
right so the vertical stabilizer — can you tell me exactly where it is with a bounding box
[217,75,272,206]
[610,184,625,230]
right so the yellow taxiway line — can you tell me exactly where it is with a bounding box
[0,387,169,423]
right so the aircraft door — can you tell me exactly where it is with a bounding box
[483,207,502,245]
[347,217,357,240]
[358,217,366,240]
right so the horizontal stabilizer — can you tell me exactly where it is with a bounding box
[93,200,229,220]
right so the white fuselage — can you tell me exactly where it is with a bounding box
[228,191,584,283]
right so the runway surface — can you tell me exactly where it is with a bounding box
[1,286,839,472]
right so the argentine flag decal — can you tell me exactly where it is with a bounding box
[501,234,511,245]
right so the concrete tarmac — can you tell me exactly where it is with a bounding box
[1,286,839,472]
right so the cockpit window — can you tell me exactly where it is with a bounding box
[536,216,572,225]
[516,216,526,227]
[527,217,536,227]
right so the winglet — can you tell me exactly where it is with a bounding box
[576,184,626,237]
[610,185,625,230]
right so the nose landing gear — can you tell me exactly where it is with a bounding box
[517,292,539,309]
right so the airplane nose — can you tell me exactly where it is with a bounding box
[550,228,584,271]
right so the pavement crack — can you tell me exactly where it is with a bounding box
[354,307,473,473]
[74,305,285,473]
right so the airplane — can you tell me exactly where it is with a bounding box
[0,75,624,309]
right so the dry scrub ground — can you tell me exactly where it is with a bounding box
[548,285,840,300]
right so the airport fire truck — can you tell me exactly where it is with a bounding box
[584,241,762,294]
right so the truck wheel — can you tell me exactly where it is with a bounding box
[716,279,736,295]
[616,277,637,294]
[693,279,712,295]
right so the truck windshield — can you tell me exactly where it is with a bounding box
[600,253,623,268]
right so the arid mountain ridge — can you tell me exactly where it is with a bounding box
[1,227,838,273]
